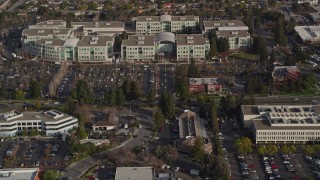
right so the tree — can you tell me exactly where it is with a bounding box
[72,80,94,104]
[21,128,28,136]
[159,91,175,120]
[0,86,8,99]
[217,37,229,53]
[163,145,179,164]
[153,108,165,131]
[211,101,219,134]
[115,88,125,106]
[258,146,267,155]
[266,145,278,155]
[274,16,287,46]
[14,90,25,100]
[192,137,205,162]
[188,59,199,78]
[87,2,98,10]
[104,89,116,106]
[130,81,141,99]
[34,102,41,109]
[122,3,133,10]
[256,35,268,65]
[146,89,156,105]
[76,127,87,140]
[155,145,163,157]
[288,145,297,153]
[42,170,59,180]
[304,145,315,156]
[235,137,253,155]
[29,129,39,136]
[281,145,289,154]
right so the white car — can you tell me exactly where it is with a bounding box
[283,161,291,164]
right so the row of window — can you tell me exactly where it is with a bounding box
[257,131,320,136]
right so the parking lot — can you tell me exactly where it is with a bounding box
[0,138,70,169]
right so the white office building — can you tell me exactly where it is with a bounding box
[0,110,78,137]
[241,105,320,144]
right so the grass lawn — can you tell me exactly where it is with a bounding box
[230,53,259,61]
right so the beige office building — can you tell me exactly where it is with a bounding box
[176,34,210,61]
[71,21,124,36]
[132,15,199,35]
[241,105,320,144]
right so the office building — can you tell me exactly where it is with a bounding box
[241,105,320,144]
[115,167,155,180]
[0,110,78,137]
[22,20,116,63]
[188,78,222,94]
[295,26,320,44]
[28,20,66,29]
[92,111,118,132]
[121,33,209,62]
[202,20,251,51]
[0,168,40,180]
[71,21,124,36]
[132,15,199,35]
[178,110,207,139]
[176,34,210,61]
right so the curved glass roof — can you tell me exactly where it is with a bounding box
[155,32,175,43]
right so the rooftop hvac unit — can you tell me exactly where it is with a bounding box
[47,21,54,24]
[37,30,45,33]
[137,40,144,45]
[138,36,145,40]
[186,40,194,44]
[94,22,99,26]
[146,18,152,20]
[213,23,220,26]
[106,22,111,25]
[228,23,235,26]
[231,31,238,35]
[53,30,60,33]
[186,36,193,40]
[45,41,52,45]
[90,40,97,45]
[180,17,186,20]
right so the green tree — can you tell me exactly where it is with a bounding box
[256,35,268,65]
[146,89,156,105]
[29,129,39,136]
[104,89,116,106]
[288,145,297,153]
[21,128,28,136]
[122,3,133,10]
[130,81,141,99]
[274,16,287,46]
[304,145,315,156]
[0,86,8,99]
[42,170,59,180]
[159,91,175,120]
[153,108,165,131]
[76,127,87,140]
[281,145,289,154]
[155,145,163,157]
[163,145,179,164]
[235,137,253,155]
[34,102,41,109]
[266,145,278,155]
[188,59,199,78]
[14,89,25,100]
[192,136,205,162]
[258,146,267,155]
[115,88,125,106]
[87,2,98,10]
[211,101,219,134]
[72,80,94,104]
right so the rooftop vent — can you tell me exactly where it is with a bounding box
[146,18,152,21]
[37,30,45,33]
[52,30,60,33]
[90,40,97,45]
[45,41,52,45]
[138,36,145,40]
[106,22,111,25]
[186,36,193,40]
[231,31,238,35]
[94,22,99,27]
[137,40,144,45]
[213,23,220,26]
[186,40,194,44]
[228,23,235,26]
[47,21,54,24]
[180,17,186,20]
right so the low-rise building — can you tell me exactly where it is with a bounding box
[176,34,210,61]
[71,21,124,36]
[295,26,320,43]
[92,111,118,132]
[178,110,207,139]
[115,167,155,180]
[202,20,251,51]
[189,78,222,94]
[0,110,78,137]
[0,168,40,180]
[132,15,199,35]
[28,20,66,29]
[241,105,320,144]
[121,33,209,62]
[272,66,300,90]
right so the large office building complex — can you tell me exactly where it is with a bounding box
[121,32,209,62]
[132,15,199,35]
[0,109,78,137]
[22,20,120,63]
[202,20,251,51]
[241,105,320,144]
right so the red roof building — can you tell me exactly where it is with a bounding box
[189,78,222,94]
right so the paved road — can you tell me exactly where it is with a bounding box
[60,108,154,179]
[7,0,26,12]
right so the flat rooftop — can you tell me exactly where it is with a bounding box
[295,26,320,40]
[203,20,247,28]
[176,34,209,46]
[189,78,220,85]
[35,39,65,46]
[114,167,154,180]
[216,30,250,38]
[122,35,155,46]
[253,119,320,130]
[78,36,113,46]
[22,28,71,36]
[0,110,74,123]
[0,168,39,180]
[133,15,199,22]
[71,21,124,29]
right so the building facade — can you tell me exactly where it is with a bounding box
[132,15,199,35]
[22,20,116,63]
[0,110,78,137]
[241,105,320,144]
[178,110,207,139]
[121,33,209,62]
[202,20,251,51]
[189,78,222,94]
